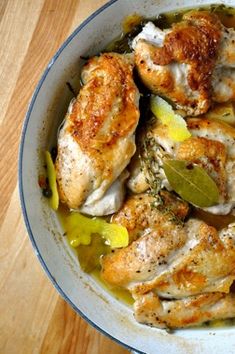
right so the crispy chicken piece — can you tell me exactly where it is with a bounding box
[102,193,188,287]
[133,11,235,115]
[56,53,139,215]
[134,292,235,329]
[111,191,189,243]
[102,194,235,297]
[101,193,235,328]
[128,117,235,215]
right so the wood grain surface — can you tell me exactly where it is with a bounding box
[0,1,129,353]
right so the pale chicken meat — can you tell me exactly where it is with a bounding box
[56,53,140,215]
[134,292,235,329]
[128,117,235,215]
[101,193,235,328]
[102,194,235,296]
[132,11,235,115]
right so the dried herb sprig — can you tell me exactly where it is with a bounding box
[140,135,167,206]
[158,204,184,226]
[140,133,184,225]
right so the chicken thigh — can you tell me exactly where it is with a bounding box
[132,11,235,115]
[128,117,235,215]
[101,193,235,328]
[102,194,235,295]
[56,53,140,215]
[134,292,235,329]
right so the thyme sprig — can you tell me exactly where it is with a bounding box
[140,134,184,225]
[140,135,167,206]
[158,204,184,226]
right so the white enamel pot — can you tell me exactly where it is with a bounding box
[19,1,235,353]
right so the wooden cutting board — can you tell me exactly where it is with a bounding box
[0,1,129,353]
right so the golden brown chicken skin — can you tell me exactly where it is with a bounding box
[101,193,235,328]
[134,291,235,329]
[133,11,235,115]
[102,194,235,296]
[101,193,188,288]
[56,53,140,215]
[111,191,189,242]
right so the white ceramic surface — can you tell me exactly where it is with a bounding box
[19,1,235,353]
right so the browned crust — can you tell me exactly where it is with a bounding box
[135,11,222,115]
[152,11,221,96]
[134,291,235,329]
[69,53,139,153]
[55,53,140,208]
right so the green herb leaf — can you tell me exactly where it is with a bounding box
[163,160,219,207]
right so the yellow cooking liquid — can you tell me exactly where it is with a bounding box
[58,205,134,306]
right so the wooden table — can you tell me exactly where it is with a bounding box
[0,1,129,353]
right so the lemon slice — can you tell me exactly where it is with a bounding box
[45,151,59,210]
[150,96,191,142]
[65,212,129,249]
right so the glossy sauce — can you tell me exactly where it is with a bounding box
[192,208,235,231]
[92,269,134,306]
[58,205,133,305]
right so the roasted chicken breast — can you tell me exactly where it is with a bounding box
[101,193,235,328]
[56,53,140,215]
[132,11,235,115]
[128,117,235,215]
[134,292,235,329]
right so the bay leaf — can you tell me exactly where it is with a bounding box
[163,160,219,207]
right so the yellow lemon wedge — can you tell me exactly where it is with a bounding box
[150,95,191,142]
[45,151,59,210]
[65,212,129,249]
